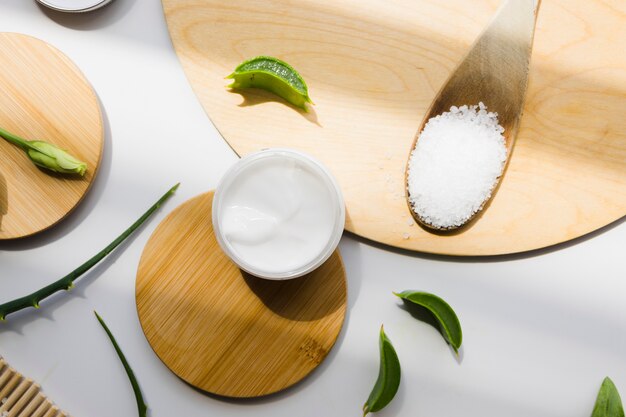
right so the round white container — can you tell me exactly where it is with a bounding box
[36,0,115,13]
[213,149,345,280]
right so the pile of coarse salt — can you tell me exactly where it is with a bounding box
[407,102,507,229]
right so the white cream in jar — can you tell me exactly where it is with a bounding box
[212,149,345,280]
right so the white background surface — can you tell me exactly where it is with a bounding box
[1,1,625,416]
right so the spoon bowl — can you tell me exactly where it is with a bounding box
[405,0,541,231]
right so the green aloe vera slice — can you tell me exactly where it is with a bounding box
[394,290,463,354]
[226,56,313,111]
[593,377,625,417]
[363,326,401,416]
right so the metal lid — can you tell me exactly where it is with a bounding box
[36,0,115,13]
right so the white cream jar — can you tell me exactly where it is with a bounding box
[212,149,345,280]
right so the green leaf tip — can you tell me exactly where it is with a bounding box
[395,290,462,355]
[363,325,401,416]
[592,377,624,417]
[95,311,148,417]
[0,184,178,322]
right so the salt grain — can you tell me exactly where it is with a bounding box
[407,103,506,229]
[402,232,410,240]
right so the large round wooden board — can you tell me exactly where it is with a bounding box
[136,192,347,398]
[163,0,626,256]
[0,33,103,240]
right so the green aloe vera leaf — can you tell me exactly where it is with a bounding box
[394,290,462,354]
[593,377,625,417]
[363,325,401,416]
[226,56,313,111]
[0,183,179,321]
[95,312,148,417]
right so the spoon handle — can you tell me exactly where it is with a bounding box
[428,0,540,136]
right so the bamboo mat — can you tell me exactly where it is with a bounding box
[0,357,70,417]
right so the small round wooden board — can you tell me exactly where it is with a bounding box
[162,0,626,255]
[0,33,103,240]
[136,191,347,398]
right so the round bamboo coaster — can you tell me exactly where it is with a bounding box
[0,33,103,240]
[136,191,347,398]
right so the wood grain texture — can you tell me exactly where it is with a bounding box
[136,192,347,398]
[163,0,626,256]
[0,33,103,240]
[0,356,71,417]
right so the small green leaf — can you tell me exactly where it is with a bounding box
[592,377,624,417]
[394,290,462,354]
[226,56,313,111]
[363,325,401,416]
[95,311,148,417]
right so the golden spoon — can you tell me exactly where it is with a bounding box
[405,0,541,231]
